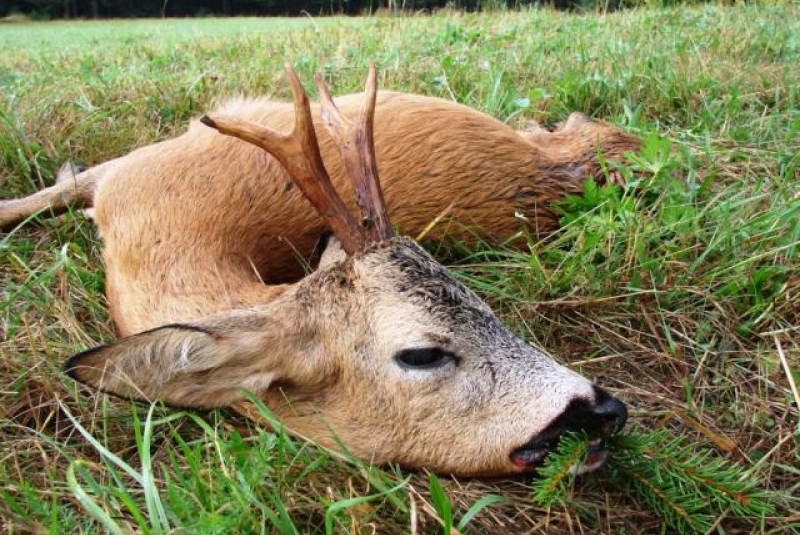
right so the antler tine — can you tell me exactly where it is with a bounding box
[200,63,366,255]
[316,62,393,242]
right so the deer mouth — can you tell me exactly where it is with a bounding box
[510,438,608,473]
[510,387,627,472]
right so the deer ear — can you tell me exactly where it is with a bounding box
[64,311,320,408]
[318,235,348,269]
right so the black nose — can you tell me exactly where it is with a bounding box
[546,386,628,438]
[591,386,628,434]
[508,386,628,468]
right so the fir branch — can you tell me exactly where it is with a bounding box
[618,459,704,533]
[608,431,775,521]
[530,432,589,507]
[606,436,712,533]
[530,430,776,534]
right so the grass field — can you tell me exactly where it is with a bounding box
[1,5,799,534]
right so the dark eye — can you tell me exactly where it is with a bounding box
[394,347,457,370]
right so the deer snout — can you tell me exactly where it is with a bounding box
[509,386,627,469]
[552,385,627,437]
[590,387,628,435]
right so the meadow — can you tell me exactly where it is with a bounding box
[1,5,798,533]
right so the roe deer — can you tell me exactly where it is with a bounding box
[1,65,635,476]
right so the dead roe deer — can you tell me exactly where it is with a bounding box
[1,64,637,476]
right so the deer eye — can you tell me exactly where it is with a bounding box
[394,348,457,370]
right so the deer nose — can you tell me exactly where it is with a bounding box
[591,386,628,435]
[509,388,627,469]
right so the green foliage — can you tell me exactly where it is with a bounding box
[531,431,776,534]
[607,431,776,533]
[428,474,507,534]
[0,0,747,20]
[461,124,798,345]
[59,397,501,534]
[62,401,321,533]
[530,432,591,506]
[0,106,57,192]
[428,473,454,534]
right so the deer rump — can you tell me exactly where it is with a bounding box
[11,65,635,476]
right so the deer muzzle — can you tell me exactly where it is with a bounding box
[510,386,627,470]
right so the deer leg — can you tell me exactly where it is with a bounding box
[0,159,118,230]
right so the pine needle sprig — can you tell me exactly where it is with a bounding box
[610,431,776,527]
[605,432,713,533]
[530,432,589,507]
[530,430,776,534]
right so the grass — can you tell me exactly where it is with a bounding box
[1,4,799,533]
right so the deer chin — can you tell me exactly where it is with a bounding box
[510,438,609,475]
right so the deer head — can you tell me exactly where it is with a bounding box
[65,64,627,476]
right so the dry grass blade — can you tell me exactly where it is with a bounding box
[773,336,800,412]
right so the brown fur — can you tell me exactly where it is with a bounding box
[4,88,637,476]
[65,237,610,475]
[51,92,637,335]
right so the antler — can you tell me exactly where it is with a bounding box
[316,63,393,242]
[200,64,366,254]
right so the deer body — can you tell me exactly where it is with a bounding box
[3,69,636,475]
[78,91,636,335]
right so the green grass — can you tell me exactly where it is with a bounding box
[1,4,799,533]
